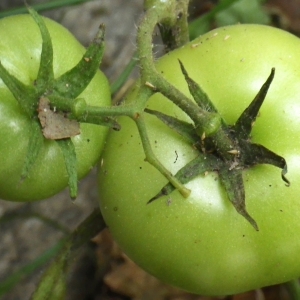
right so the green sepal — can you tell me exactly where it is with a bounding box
[219,168,259,231]
[145,108,199,144]
[57,139,78,199]
[179,60,223,137]
[239,140,289,185]
[148,154,220,203]
[52,24,106,98]
[27,5,54,92]
[20,120,44,181]
[0,62,36,117]
[234,68,275,140]
[178,60,219,114]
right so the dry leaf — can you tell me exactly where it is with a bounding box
[38,96,80,140]
[99,230,219,300]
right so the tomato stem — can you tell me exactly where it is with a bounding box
[135,113,191,198]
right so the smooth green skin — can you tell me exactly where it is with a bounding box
[0,15,110,201]
[99,24,300,296]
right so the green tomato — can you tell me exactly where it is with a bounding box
[98,24,300,295]
[0,14,110,201]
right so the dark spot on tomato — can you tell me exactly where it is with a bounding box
[87,139,90,142]
[113,206,118,212]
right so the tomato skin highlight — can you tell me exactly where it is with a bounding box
[0,15,111,201]
[98,24,300,296]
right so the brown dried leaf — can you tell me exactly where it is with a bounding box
[38,97,80,140]
[99,231,219,300]
[104,253,187,300]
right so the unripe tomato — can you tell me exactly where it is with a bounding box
[99,24,300,295]
[0,14,110,201]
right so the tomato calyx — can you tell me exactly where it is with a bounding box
[0,7,112,199]
[147,64,289,231]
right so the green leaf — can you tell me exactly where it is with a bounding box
[0,239,67,298]
[31,208,106,299]
[0,0,94,19]
[57,139,78,199]
[215,0,270,26]
[53,24,106,98]
[189,0,241,38]
[110,52,138,97]
[30,241,69,300]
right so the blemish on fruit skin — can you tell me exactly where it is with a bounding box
[133,112,140,119]
[224,35,230,40]
[191,42,201,48]
[166,198,172,206]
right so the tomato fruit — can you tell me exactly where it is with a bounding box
[98,24,300,296]
[0,14,110,201]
